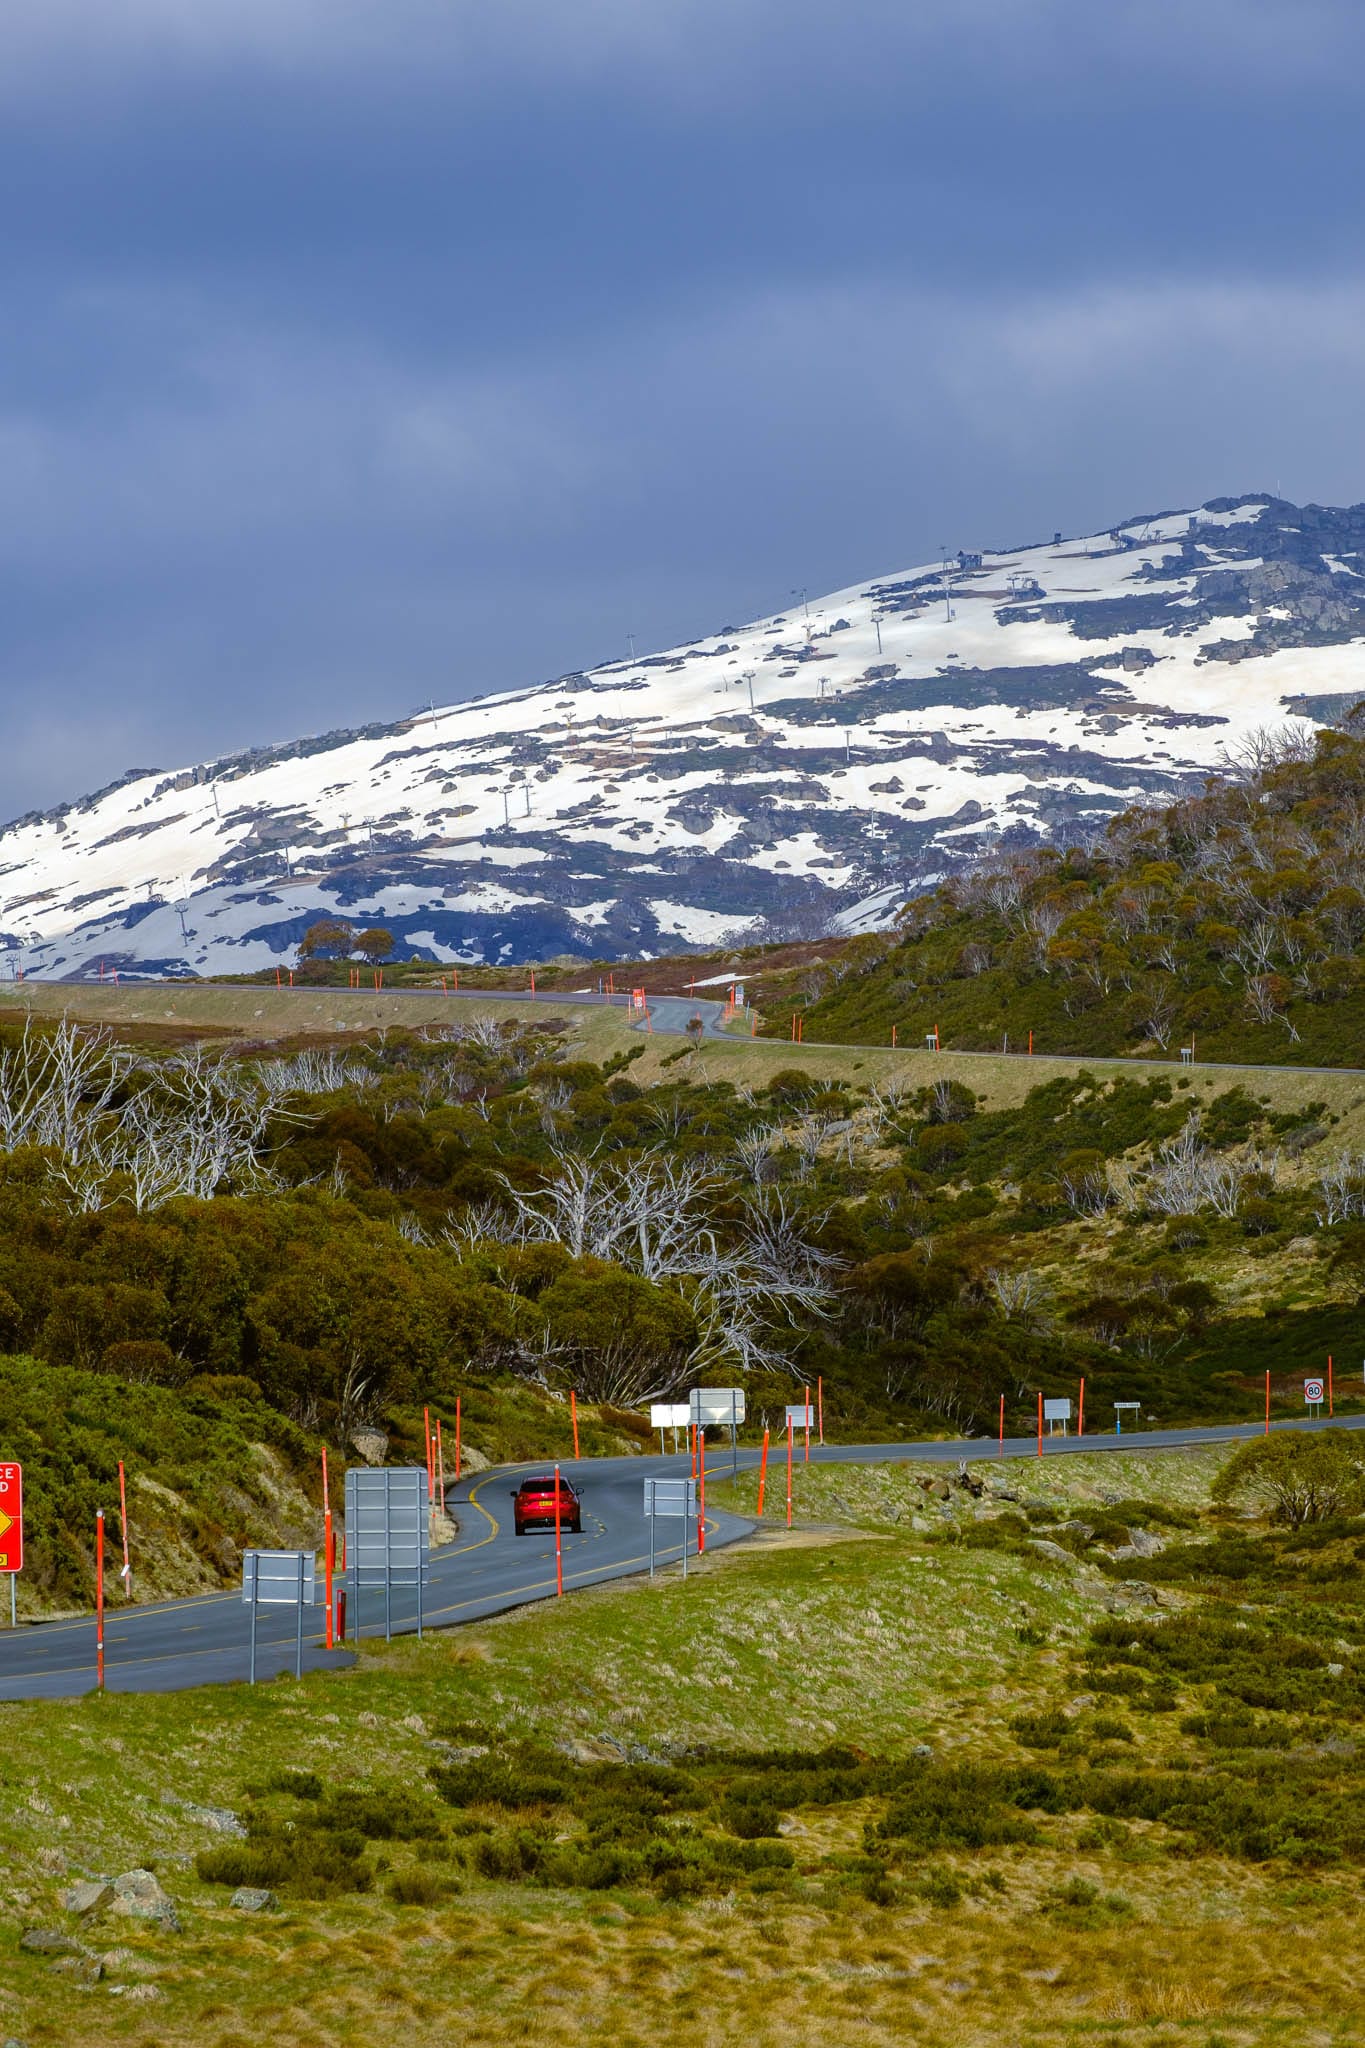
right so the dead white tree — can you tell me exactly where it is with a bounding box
[1313,1153,1365,1227]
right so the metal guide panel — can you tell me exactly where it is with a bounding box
[242,1550,318,1605]
[344,1467,431,1584]
[644,1478,697,1519]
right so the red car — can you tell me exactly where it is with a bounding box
[511,1474,583,1536]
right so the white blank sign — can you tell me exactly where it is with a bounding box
[689,1387,746,1427]
[650,1404,691,1430]
[1043,1399,1072,1422]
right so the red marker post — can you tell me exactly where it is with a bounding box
[322,1447,334,1651]
[423,1406,434,1502]
[786,1417,794,1528]
[553,1463,563,1596]
[1036,1390,1043,1458]
[1077,1377,1085,1439]
[757,1428,770,1516]
[698,1432,706,1555]
[117,1460,132,1597]
[436,1418,445,1504]
[95,1510,106,1691]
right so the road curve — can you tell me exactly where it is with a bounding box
[1,1415,1362,1701]
[181,978,1365,1076]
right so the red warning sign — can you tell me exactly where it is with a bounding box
[0,1463,23,1574]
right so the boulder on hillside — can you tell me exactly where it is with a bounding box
[110,1870,180,1933]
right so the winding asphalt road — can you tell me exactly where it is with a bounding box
[2,1415,1363,1701]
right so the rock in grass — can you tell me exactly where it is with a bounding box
[229,1888,277,1913]
[1026,1538,1079,1568]
[58,1882,113,1917]
[110,1871,180,1933]
[1114,1527,1165,1559]
[19,1929,84,1955]
[160,1794,247,1838]
[48,1956,102,1986]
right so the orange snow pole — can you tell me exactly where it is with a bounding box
[322,1447,333,1651]
[690,1425,697,1480]
[786,1417,794,1527]
[791,1013,797,1041]
[570,1389,580,1460]
[1037,1390,1043,1457]
[554,1464,563,1596]
[423,1406,434,1500]
[95,1511,106,1691]
[757,1427,770,1516]
[117,1461,132,1598]
[1077,1376,1085,1438]
[275,966,281,988]
[891,1024,897,1048]
[1028,1030,1033,1056]
[698,1432,706,1555]
[436,1417,445,1503]
[325,1449,335,1654]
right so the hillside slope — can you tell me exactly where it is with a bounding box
[6,492,1365,977]
[783,723,1365,1066]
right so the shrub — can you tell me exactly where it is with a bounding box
[388,1865,458,1905]
[1213,1431,1365,1528]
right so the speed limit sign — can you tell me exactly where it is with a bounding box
[1304,1378,1325,1406]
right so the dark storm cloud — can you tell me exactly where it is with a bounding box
[1,0,1364,823]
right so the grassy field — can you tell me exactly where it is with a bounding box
[4,1441,1365,2048]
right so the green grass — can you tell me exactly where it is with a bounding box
[9,1443,1365,2046]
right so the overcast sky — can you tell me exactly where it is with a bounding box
[3,0,1365,824]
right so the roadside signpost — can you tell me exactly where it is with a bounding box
[690,1386,745,1476]
[1113,1401,1140,1435]
[650,1403,690,1454]
[1305,1377,1325,1416]
[242,1550,319,1683]
[0,1463,22,1628]
[1043,1398,1072,1438]
[343,1467,430,1642]
[643,1477,697,1578]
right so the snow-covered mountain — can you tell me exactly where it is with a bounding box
[5,492,1365,980]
